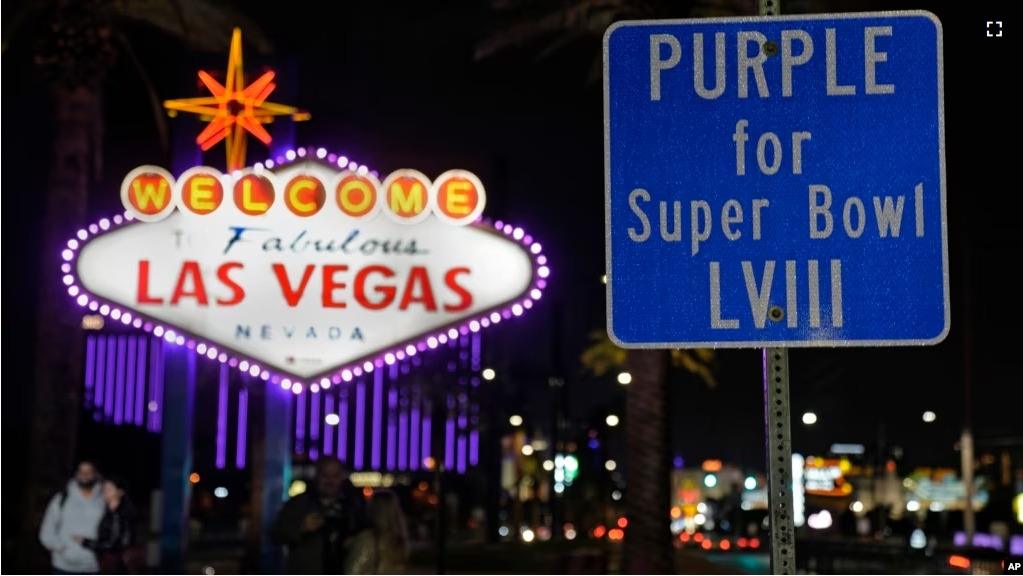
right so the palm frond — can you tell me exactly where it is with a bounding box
[114,0,274,54]
[474,0,654,61]
[580,330,718,388]
[580,330,628,377]
[689,0,756,17]
[115,30,170,155]
[670,349,717,388]
[2,0,54,54]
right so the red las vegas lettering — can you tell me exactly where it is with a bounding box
[137,261,246,306]
[136,260,473,312]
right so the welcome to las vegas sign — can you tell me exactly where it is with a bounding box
[62,148,549,389]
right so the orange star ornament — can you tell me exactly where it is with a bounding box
[163,28,310,172]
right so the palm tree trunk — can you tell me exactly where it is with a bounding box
[624,349,673,574]
[20,84,98,571]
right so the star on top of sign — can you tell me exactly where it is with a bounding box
[163,28,310,171]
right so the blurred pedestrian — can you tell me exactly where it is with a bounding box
[344,490,409,575]
[39,460,107,575]
[75,476,139,574]
[271,457,370,574]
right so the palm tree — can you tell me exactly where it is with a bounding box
[477,1,876,570]
[474,0,760,84]
[478,1,734,570]
[6,0,271,569]
[581,332,716,573]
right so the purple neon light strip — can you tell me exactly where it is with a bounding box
[422,407,432,467]
[372,368,383,470]
[296,391,306,454]
[134,338,146,425]
[94,337,106,412]
[339,397,349,463]
[114,336,126,425]
[105,338,116,420]
[398,409,408,471]
[410,401,421,471]
[471,332,481,372]
[310,392,320,441]
[387,387,397,470]
[470,430,479,466]
[445,414,455,471]
[355,382,365,469]
[84,336,96,409]
[236,386,248,469]
[125,336,137,425]
[324,395,335,455]
[216,364,229,469]
[146,338,158,432]
[154,338,165,432]
[457,435,466,474]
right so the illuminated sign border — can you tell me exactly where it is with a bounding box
[61,146,550,394]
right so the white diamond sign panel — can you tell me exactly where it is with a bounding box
[66,155,548,384]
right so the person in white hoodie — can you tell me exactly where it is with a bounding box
[39,461,107,575]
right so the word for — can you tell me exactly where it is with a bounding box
[648,25,896,101]
[121,165,486,226]
[708,259,843,329]
[134,260,473,312]
[733,120,812,176]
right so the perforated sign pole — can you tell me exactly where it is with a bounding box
[756,2,797,574]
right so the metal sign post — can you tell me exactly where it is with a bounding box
[764,348,795,574]
[756,2,796,574]
[603,4,948,576]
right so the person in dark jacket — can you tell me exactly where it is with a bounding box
[74,476,137,575]
[271,457,370,574]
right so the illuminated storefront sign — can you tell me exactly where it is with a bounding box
[803,457,854,497]
[906,475,990,509]
[65,153,548,388]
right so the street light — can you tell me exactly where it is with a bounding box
[325,413,340,426]
[617,372,632,385]
[509,414,523,426]
[605,460,617,471]
[482,368,496,381]
[802,412,818,425]
[922,411,936,423]
[606,414,619,427]
[522,445,534,456]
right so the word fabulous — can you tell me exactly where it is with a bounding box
[121,165,486,226]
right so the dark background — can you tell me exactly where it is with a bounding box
[1,0,1014,541]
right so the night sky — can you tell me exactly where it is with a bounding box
[1,0,1014,483]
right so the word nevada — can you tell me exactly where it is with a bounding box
[121,165,487,226]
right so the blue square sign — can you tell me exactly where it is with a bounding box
[604,12,948,348]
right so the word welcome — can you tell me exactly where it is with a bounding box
[121,165,487,226]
